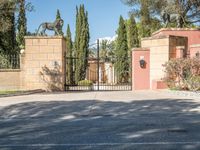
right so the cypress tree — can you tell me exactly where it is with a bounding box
[66,24,73,84]
[17,0,26,48]
[56,9,61,20]
[55,9,63,35]
[74,5,90,83]
[127,14,139,51]
[74,6,81,52]
[74,6,81,83]
[115,16,129,83]
[0,1,16,54]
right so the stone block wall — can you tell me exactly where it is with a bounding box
[21,36,66,91]
[138,35,187,89]
[141,36,169,88]
[152,28,200,57]
[0,69,21,90]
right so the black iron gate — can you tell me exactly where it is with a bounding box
[65,40,132,91]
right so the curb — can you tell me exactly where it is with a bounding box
[0,89,45,98]
[166,90,200,99]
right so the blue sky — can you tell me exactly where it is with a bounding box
[26,0,131,43]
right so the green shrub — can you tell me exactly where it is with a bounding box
[185,76,200,91]
[0,54,11,69]
[78,80,93,86]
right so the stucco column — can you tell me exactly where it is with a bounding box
[132,48,150,90]
[176,46,184,58]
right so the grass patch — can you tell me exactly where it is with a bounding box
[0,90,23,95]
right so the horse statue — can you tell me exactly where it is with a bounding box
[161,10,184,28]
[37,18,64,36]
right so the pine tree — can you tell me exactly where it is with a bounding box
[55,9,63,35]
[115,16,129,83]
[66,24,74,84]
[122,0,159,38]
[17,0,27,48]
[140,0,151,38]
[74,5,90,83]
[127,14,139,52]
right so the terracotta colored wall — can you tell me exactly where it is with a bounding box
[141,36,186,89]
[0,69,21,90]
[22,36,66,91]
[190,44,200,58]
[169,36,188,58]
[132,49,150,90]
[86,62,105,83]
[152,28,200,56]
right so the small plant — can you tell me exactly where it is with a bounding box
[78,80,93,86]
[184,76,200,91]
[0,54,11,69]
[163,58,200,91]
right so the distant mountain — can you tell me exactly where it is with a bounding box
[98,35,117,43]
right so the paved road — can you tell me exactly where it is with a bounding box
[0,91,200,150]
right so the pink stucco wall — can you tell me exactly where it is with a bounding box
[190,45,200,58]
[152,80,168,90]
[152,28,200,56]
[153,28,200,46]
[132,49,150,90]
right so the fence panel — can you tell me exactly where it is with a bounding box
[0,53,20,69]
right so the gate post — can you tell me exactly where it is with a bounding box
[22,36,66,91]
[97,39,100,91]
[132,48,150,90]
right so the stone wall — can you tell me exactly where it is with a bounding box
[141,36,169,88]
[139,35,187,89]
[190,44,200,58]
[152,28,200,56]
[21,36,66,91]
[169,36,188,58]
[0,69,21,90]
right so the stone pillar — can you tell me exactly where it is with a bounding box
[132,48,150,90]
[22,36,66,91]
[176,46,184,58]
[190,44,200,58]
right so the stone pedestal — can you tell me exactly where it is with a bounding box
[22,36,66,91]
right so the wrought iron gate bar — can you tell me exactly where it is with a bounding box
[64,39,132,91]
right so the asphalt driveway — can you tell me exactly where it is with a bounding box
[0,91,200,150]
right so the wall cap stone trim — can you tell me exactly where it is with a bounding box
[176,46,185,49]
[25,36,65,39]
[190,44,200,48]
[142,35,187,41]
[0,69,21,72]
[132,48,150,51]
[142,35,169,40]
[152,28,200,36]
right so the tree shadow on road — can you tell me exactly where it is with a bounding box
[0,98,200,150]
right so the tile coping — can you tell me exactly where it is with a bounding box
[25,36,65,39]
